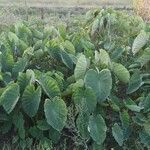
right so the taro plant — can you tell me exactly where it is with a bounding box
[0,9,150,149]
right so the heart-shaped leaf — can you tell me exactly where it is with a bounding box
[0,83,20,114]
[76,113,90,139]
[60,50,74,69]
[44,97,67,131]
[127,70,143,94]
[91,18,100,36]
[74,54,88,81]
[63,40,75,54]
[88,114,107,145]
[136,48,150,67]
[73,87,97,113]
[144,94,150,113]
[132,30,149,55]
[112,62,130,84]
[12,57,28,78]
[84,69,112,102]
[22,85,42,117]
[95,49,111,67]
[39,75,60,98]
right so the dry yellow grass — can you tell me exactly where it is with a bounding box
[133,0,150,21]
[0,0,132,7]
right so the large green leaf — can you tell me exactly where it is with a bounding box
[43,26,54,38]
[120,110,130,128]
[49,126,61,144]
[136,48,150,67]
[58,24,67,39]
[95,49,111,67]
[8,32,19,44]
[0,119,12,134]
[144,118,150,136]
[13,112,25,139]
[132,113,146,126]
[88,114,107,145]
[112,62,130,83]
[60,50,74,69]
[17,72,31,94]
[15,23,32,43]
[0,83,20,114]
[112,123,124,146]
[63,40,75,55]
[76,113,90,139]
[144,94,150,113]
[19,39,28,53]
[127,70,143,94]
[0,51,2,71]
[1,72,12,85]
[32,29,43,40]
[74,54,88,81]
[84,69,112,102]
[139,131,150,148]
[0,112,9,122]
[125,99,144,112]
[92,142,104,150]
[28,126,44,140]
[39,75,60,98]
[86,10,94,21]
[22,85,42,117]
[12,57,28,78]
[1,51,14,72]
[73,87,97,113]
[23,47,34,58]
[34,49,44,59]
[34,40,43,50]
[81,39,95,53]
[37,120,51,131]
[44,97,67,131]
[91,18,100,36]
[132,30,149,55]
[111,47,125,60]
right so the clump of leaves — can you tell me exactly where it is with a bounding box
[0,9,150,149]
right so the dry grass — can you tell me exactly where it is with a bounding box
[0,7,21,27]
[0,0,132,8]
[0,0,134,29]
[133,0,150,21]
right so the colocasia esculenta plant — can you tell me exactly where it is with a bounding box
[0,9,150,149]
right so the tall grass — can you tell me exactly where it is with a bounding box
[0,0,132,7]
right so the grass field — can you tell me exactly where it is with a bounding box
[0,0,133,33]
[0,0,132,8]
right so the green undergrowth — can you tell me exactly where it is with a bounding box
[0,8,150,150]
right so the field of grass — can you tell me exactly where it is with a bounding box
[0,0,132,8]
[0,0,134,30]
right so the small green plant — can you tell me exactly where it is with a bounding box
[0,9,150,149]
